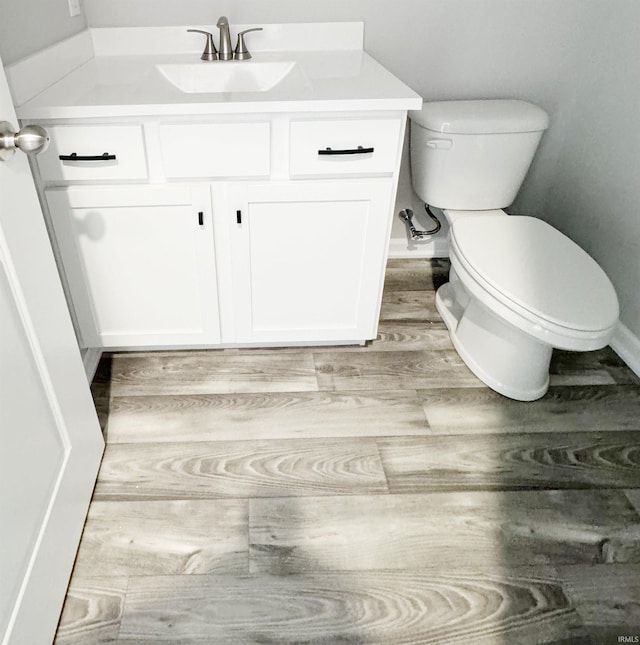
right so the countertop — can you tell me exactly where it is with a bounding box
[16,39,422,120]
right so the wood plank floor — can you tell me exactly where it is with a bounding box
[56,258,640,645]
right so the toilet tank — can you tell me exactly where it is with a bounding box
[409,100,549,210]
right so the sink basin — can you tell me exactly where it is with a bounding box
[156,61,297,94]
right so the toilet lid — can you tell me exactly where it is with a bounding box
[450,216,619,332]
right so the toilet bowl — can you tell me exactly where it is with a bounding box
[409,100,619,400]
[437,213,619,400]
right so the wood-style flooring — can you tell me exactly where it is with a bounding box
[55,258,640,644]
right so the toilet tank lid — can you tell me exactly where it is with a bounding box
[409,100,550,134]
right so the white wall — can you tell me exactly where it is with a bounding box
[0,0,87,64]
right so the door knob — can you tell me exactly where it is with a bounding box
[0,121,50,161]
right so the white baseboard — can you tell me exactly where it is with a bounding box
[610,321,640,378]
[81,347,102,383]
[388,236,449,259]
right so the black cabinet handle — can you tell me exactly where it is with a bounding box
[318,146,374,156]
[198,211,204,226]
[236,210,242,224]
[58,152,117,161]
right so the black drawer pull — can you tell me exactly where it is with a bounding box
[318,146,374,156]
[58,152,117,161]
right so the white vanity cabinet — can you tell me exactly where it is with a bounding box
[34,112,407,350]
[14,22,422,352]
[45,184,220,348]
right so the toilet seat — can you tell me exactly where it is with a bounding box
[450,215,619,336]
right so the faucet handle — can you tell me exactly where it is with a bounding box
[234,28,263,60]
[187,29,218,61]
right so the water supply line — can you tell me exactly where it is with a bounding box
[399,204,442,239]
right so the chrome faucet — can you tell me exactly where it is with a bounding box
[216,16,233,61]
[188,17,263,61]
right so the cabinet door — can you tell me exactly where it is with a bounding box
[227,179,394,344]
[46,185,220,348]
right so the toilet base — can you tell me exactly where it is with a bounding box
[436,282,552,401]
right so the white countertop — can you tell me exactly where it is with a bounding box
[15,25,422,120]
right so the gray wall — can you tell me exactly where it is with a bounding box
[4,0,639,338]
[0,0,87,64]
[538,1,640,339]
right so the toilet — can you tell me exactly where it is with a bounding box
[409,99,619,401]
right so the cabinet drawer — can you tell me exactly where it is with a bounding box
[289,119,402,177]
[160,122,270,178]
[38,125,148,181]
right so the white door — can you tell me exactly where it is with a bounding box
[0,58,104,644]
